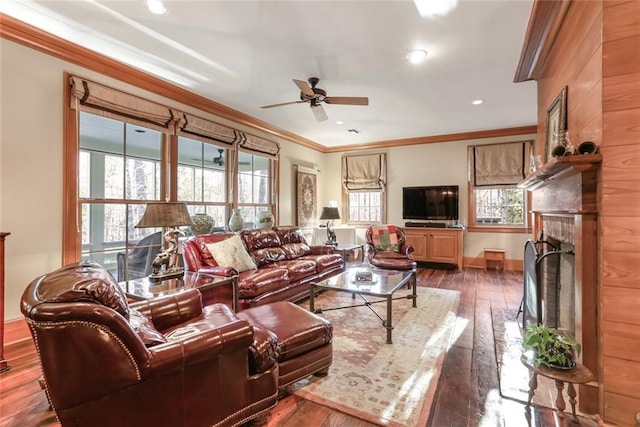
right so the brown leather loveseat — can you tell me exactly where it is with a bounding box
[21,261,279,427]
[183,226,345,310]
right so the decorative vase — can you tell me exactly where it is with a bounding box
[255,210,274,229]
[228,209,244,232]
[190,213,214,235]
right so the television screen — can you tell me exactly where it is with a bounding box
[402,186,459,221]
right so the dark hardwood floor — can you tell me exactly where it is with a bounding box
[0,267,599,427]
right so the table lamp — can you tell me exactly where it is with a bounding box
[319,206,341,246]
[136,202,194,282]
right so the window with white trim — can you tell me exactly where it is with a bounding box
[342,153,386,224]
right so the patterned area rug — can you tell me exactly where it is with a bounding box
[291,286,460,426]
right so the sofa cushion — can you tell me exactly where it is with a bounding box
[273,226,308,244]
[301,253,344,273]
[273,259,317,282]
[241,229,282,251]
[281,242,311,259]
[205,234,257,273]
[250,247,287,267]
[237,268,290,298]
[129,308,167,347]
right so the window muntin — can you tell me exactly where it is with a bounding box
[237,151,273,226]
[348,190,382,223]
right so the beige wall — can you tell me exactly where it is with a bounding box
[324,135,536,262]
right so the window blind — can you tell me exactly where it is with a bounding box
[342,153,386,190]
[473,141,529,186]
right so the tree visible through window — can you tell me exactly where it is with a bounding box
[348,191,381,223]
[474,188,525,225]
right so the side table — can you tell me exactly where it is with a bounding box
[521,353,593,422]
[120,272,238,312]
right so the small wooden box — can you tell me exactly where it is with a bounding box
[484,249,505,271]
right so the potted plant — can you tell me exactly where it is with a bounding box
[522,324,581,369]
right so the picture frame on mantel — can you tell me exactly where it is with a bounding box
[545,86,568,162]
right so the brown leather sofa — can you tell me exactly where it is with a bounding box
[21,261,279,427]
[183,226,345,310]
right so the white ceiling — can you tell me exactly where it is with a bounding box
[2,0,537,148]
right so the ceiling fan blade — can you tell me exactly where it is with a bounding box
[293,79,315,97]
[260,100,304,109]
[311,104,328,122]
[325,96,369,106]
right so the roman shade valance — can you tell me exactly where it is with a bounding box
[177,113,239,145]
[69,76,178,133]
[342,153,386,190]
[238,133,280,158]
[473,141,529,186]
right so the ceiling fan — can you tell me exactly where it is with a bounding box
[197,149,249,166]
[260,77,369,122]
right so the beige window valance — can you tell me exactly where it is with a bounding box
[343,153,386,190]
[177,113,239,145]
[238,133,280,158]
[69,76,178,133]
[473,141,529,186]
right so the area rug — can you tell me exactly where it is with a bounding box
[291,286,460,426]
[492,307,557,410]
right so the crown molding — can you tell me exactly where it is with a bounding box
[0,14,326,152]
[2,13,537,154]
[323,125,538,153]
[514,0,572,82]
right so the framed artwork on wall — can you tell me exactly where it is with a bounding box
[296,167,317,228]
[545,86,568,162]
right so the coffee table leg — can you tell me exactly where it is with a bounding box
[385,294,393,344]
[412,272,417,308]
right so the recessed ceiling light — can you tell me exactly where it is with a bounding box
[336,120,345,125]
[144,0,167,15]
[407,49,428,64]
[472,99,485,105]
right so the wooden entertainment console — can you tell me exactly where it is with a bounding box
[404,227,463,270]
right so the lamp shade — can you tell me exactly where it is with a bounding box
[136,202,194,228]
[319,207,341,220]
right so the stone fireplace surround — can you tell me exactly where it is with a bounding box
[519,154,601,414]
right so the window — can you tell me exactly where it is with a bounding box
[342,153,386,224]
[468,141,531,231]
[65,74,280,278]
[237,151,274,227]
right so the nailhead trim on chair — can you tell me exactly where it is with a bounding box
[212,390,278,427]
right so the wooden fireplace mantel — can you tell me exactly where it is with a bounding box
[519,154,602,191]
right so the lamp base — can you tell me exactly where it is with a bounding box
[149,268,185,283]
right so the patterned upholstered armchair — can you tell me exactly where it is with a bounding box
[364,225,417,273]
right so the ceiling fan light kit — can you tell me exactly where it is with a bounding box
[261,77,369,122]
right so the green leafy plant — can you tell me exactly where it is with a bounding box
[522,324,581,369]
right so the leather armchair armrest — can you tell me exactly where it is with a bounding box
[145,319,254,373]
[131,289,204,331]
[309,245,336,255]
[400,243,415,258]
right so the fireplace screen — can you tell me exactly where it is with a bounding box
[521,239,561,330]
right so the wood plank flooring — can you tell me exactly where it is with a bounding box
[0,267,601,426]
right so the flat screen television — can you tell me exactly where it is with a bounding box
[402,185,459,221]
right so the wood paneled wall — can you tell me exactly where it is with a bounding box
[601,1,640,425]
[528,0,640,424]
[535,0,603,415]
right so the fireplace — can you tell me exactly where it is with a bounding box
[519,154,601,413]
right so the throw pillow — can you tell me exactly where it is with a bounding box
[205,234,257,272]
[371,225,400,252]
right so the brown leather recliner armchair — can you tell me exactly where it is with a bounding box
[365,225,418,274]
[21,261,279,427]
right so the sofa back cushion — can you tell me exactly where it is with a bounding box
[273,226,312,260]
[241,229,286,267]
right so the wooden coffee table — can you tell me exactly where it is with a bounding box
[119,271,238,312]
[309,266,416,344]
